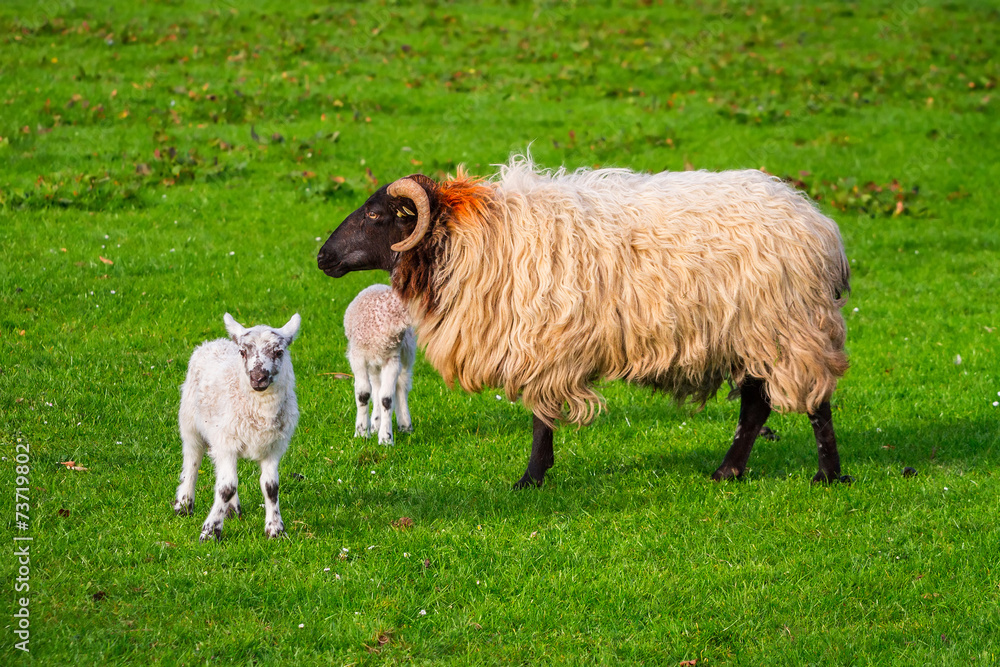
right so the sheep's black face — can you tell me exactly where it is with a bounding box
[317,184,420,278]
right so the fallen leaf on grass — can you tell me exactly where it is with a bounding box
[99,256,113,265]
[92,591,106,602]
[58,508,70,517]
[319,372,353,379]
[59,461,88,471]
[392,517,415,530]
[366,630,394,653]
[680,661,697,666]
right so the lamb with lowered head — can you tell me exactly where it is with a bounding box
[344,283,416,445]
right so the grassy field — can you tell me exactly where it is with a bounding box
[2,0,999,664]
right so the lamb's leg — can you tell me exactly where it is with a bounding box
[394,360,413,433]
[809,401,844,483]
[225,490,242,519]
[369,365,383,435]
[349,353,372,438]
[514,414,554,489]
[200,451,238,541]
[712,376,772,480]
[174,423,206,516]
[376,356,402,445]
[259,455,284,538]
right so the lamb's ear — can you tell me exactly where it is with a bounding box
[279,313,301,343]
[223,313,248,341]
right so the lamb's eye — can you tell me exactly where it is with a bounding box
[366,210,379,220]
[274,350,283,359]
[240,349,247,359]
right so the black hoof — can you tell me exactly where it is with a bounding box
[811,470,842,484]
[839,475,854,485]
[199,524,223,542]
[173,498,193,516]
[711,465,743,481]
[226,503,243,519]
[513,472,543,490]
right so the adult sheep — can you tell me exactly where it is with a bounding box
[317,156,851,488]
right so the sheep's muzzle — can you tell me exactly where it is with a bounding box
[249,370,271,391]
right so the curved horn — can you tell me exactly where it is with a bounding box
[388,178,431,253]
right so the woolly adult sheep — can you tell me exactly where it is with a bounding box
[317,156,850,488]
[173,312,301,541]
[344,284,416,445]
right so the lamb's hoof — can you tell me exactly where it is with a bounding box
[513,472,543,490]
[398,423,414,434]
[354,426,370,438]
[199,524,223,542]
[711,465,743,481]
[226,503,243,519]
[173,497,194,516]
[378,433,394,446]
[839,475,855,485]
[811,470,843,484]
[265,521,285,539]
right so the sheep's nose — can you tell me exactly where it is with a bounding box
[249,370,271,391]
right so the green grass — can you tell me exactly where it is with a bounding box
[2,0,999,664]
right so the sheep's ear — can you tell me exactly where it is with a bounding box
[279,313,301,343]
[223,313,248,340]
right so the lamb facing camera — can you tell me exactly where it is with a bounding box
[173,312,300,541]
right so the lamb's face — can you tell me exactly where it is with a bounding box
[235,331,287,391]
[223,313,301,392]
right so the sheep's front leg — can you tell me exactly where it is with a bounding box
[394,363,413,433]
[200,451,238,541]
[376,357,402,445]
[259,455,284,538]
[809,401,845,484]
[349,352,372,438]
[712,376,771,481]
[514,414,554,489]
[174,424,206,516]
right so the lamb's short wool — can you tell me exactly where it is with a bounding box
[173,313,300,541]
[344,284,416,445]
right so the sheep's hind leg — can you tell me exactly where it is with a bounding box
[174,425,206,516]
[394,360,414,434]
[200,451,238,541]
[369,365,383,435]
[809,401,847,484]
[260,455,284,538]
[514,415,554,489]
[712,376,771,481]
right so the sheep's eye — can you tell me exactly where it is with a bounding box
[240,349,247,358]
[274,350,283,358]
[366,210,379,220]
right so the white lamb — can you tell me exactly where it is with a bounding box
[173,312,301,541]
[344,284,415,445]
